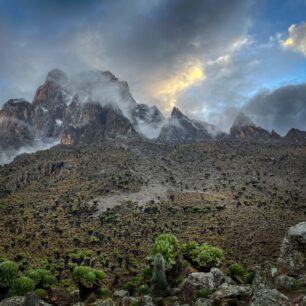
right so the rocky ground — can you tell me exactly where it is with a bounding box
[0,140,305,305]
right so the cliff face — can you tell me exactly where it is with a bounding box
[0,99,36,150]
[157,107,213,143]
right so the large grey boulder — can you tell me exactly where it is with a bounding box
[211,285,252,305]
[0,295,51,306]
[180,268,224,304]
[278,221,306,276]
[138,295,156,306]
[250,289,290,306]
[95,299,115,306]
[193,298,212,306]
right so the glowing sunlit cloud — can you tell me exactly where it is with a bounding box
[281,23,306,56]
[151,61,205,112]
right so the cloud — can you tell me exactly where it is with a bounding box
[244,83,306,135]
[0,0,253,109]
[281,22,306,56]
[151,61,205,112]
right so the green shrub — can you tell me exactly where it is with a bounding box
[195,288,211,298]
[138,284,149,296]
[35,288,48,300]
[123,277,141,295]
[229,263,247,280]
[26,269,56,289]
[150,234,179,268]
[150,254,169,297]
[9,276,35,296]
[191,243,224,269]
[229,263,254,284]
[0,261,19,288]
[100,287,110,298]
[73,266,105,288]
[181,241,198,256]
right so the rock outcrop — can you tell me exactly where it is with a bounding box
[278,221,306,276]
[229,112,272,142]
[157,107,213,143]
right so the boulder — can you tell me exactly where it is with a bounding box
[113,290,129,300]
[250,289,290,306]
[180,268,224,304]
[138,295,156,306]
[274,274,295,290]
[95,299,115,306]
[0,295,51,306]
[194,298,213,306]
[278,222,306,276]
[121,296,138,306]
[211,285,252,305]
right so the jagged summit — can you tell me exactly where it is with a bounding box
[171,106,186,118]
[232,112,255,128]
[45,68,68,86]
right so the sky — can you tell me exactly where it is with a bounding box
[0,0,306,134]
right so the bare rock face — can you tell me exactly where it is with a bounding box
[284,128,306,144]
[278,222,306,276]
[32,69,68,138]
[0,99,36,150]
[229,112,272,142]
[61,104,139,145]
[157,107,212,143]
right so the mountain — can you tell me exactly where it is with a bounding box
[0,99,36,150]
[157,107,213,143]
[229,112,275,142]
[1,69,306,159]
[283,128,306,144]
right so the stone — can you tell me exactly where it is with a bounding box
[139,295,156,306]
[95,299,115,306]
[113,290,129,300]
[180,268,224,304]
[122,296,138,306]
[278,222,306,276]
[0,296,51,306]
[274,274,295,290]
[250,288,290,306]
[193,298,213,306]
[211,285,252,305]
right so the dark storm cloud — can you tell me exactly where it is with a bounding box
[0,0,252,105]
[244,83,306,135]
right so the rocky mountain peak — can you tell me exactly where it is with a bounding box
[45,69,68,87]
[171,106,186,119]
[232,112,255,128]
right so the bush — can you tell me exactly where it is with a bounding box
[73,266,106,301]
[100,287,110,298]
[26,269,56,289]
[0,261,19,288]
[181,241,198,256]
[150,234,179,268]
[229,263,247,280]
[123,277,141,295]
[191,243,224,269]
[35,288,48,300]
[138,284,149,296]
[150,254,169,297]
[9,276,35,296]
[73,266,105,288]
[195,288,211,298]
[229,263,254,284]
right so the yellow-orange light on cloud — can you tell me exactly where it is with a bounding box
[152,61,205,112]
